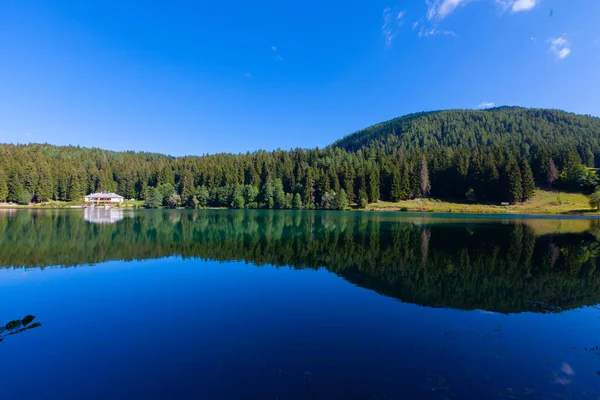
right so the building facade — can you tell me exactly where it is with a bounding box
[84,192,125,206]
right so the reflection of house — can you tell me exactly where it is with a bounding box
[84,208,126,224]
[84,192,124,206]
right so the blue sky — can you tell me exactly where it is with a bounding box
[0,0,598,156]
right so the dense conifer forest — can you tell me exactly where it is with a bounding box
[1,107,599,209]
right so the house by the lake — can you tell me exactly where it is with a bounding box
[84,192,124,207]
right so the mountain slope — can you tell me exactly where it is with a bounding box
[330,107,600,155]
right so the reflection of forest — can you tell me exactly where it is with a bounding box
[1,210,600,313]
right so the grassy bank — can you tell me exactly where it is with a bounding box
[0,190,596,216]
[366,189,596,215]
[0,199,145,209]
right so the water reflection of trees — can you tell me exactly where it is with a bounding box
[0,316,41,343]
[1,210,600,313]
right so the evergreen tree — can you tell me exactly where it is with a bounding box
[0,169,8,202]
[195,186,209,208]
[145,187,163,208]
[520,159,536,201]
[366,166,380,203]
[292,193,303,209]
[180,171,196,208]
[333,189,349,210]
[504,159,523,204]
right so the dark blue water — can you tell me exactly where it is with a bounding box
[1,209,600,399]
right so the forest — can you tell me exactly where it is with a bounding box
[1,210,599,313]
[1,107,600,209]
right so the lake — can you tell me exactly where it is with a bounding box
[1,209,600,399]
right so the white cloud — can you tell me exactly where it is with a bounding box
[548,36,571,60]
[476,101,496,109]
[427,0,471,21]
[530,36,537,42]
[271,46,277,52]
[496,0,538,12]
[412,21,420,30]
[243,72,252,78]
[511,0,537,12]
[25,132,32,138]
[419,27,457,38]
[397,10,406,20]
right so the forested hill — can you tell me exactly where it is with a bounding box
[1,107,600,208]
[331,107,600,155]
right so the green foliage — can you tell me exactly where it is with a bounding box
[1,108,600,208]
[145,187,163,209]
[332,107,600,156]
[359,196,368,209]
[503,159,523,204]
[292,193,303,209]
[0,169,8,202]
[157,183,176,205]
[590,191,600,211]
[195,186,209,208]
[333,189,349,210]
[520,160,536,201]
[165,193,181,209]
[232,196,245,209]
[560,164,599,193]
[17,190,32,205]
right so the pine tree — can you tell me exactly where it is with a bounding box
[366,165,380,203]
[67,175,83,202]
[520,159,536,201]
[334,189,349,210]
[180,171,196,208]
[145,187,163,208]
[504,159,523,204]
[399,162,411,200]
[292,193,303,209]
[390,170,403,202]
[0,169,8,202]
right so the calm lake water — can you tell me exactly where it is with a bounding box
[2,209,600,399]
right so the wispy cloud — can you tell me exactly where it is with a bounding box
[548,35,571,60]
[419,27,457,38]
[243,72,252,78]
[427,0,472,21]
[382,7,406,46]
[427,0,538,20]
[25,132,32,138]
[476,101,496,109]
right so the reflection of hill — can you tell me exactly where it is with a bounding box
[1,210,599,313]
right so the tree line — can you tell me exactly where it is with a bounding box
[1,108,600,208]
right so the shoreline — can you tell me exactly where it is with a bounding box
[1,190,597,217]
